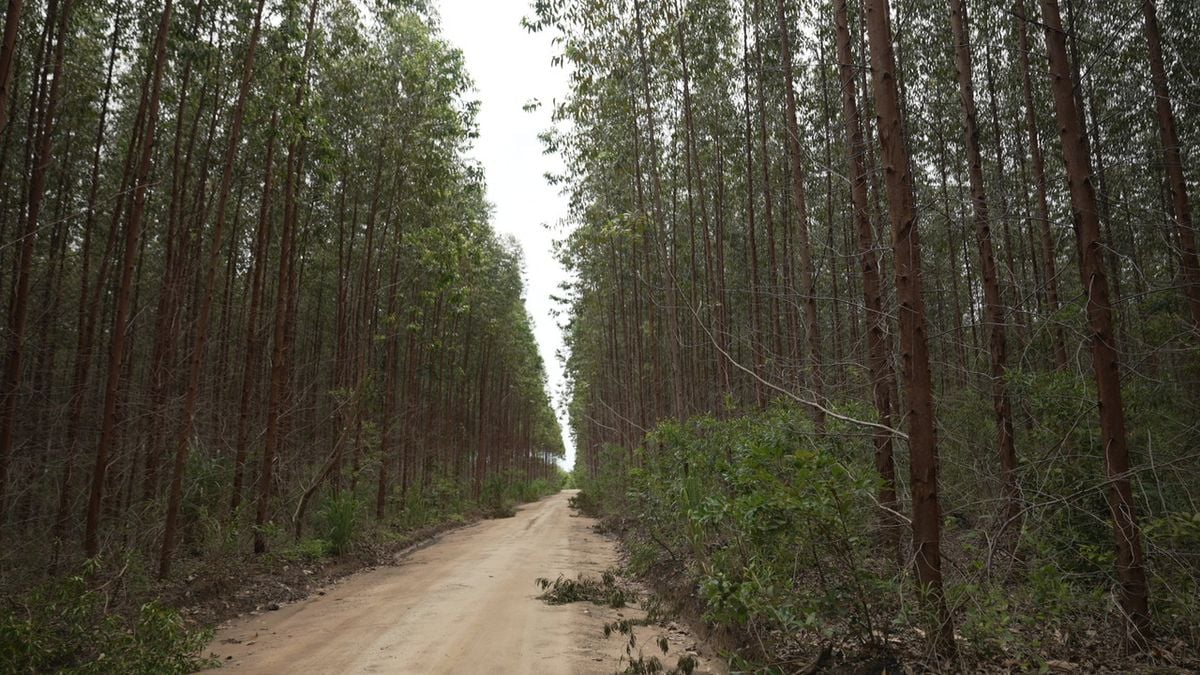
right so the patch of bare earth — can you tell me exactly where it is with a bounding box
[203,491,726,674]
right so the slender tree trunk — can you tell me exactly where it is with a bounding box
[741,1,765,408]
[471,334,488,499]
[818,38,845,387]
[0,0,73,524]
[230,113,277,512]
[0,0,22,133]
[948,0,1019,526]
[376,246,403,520]
[1141,0,1200,334]
[142,0,207,502]
[983,41,1027,344]
[54,11,125,545]
[1084,85,1125,342]
[672,4,719,414]
[255,0,318,555]
[753,0,781,373]
[159,0,265,578]
[863,0,955,656]
[833,0,898,552]
[85,0,173,559]
[776,0,825,429]
[1037,0,1150,649]
[1015,0,1068,370]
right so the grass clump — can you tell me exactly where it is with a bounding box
[320,491,361,556]
[278,537,334,562]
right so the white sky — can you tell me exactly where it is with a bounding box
[436,0,577,469]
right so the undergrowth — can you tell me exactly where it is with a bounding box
[0,560,214,674]
[573,396,1200,671]
[2,468,566,673]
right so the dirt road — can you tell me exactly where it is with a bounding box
[207,491,723,674]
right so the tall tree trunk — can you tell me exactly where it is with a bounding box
[948,0,1019,527]
[54,10,125,545]
[818,37,845,388]
[142,0,207,502]
[1015,0,1067,370]
[230,112,277,512]
[0,0,22,133]
[376,246,403,520]
[740,1,765,408]
[863,0,955,656]
[983,39,1026,344]
[0,0,72,524]
[159,0,265,578]
[1037,0,1150,649]
[753,0,781,373]
[1141,0,1200,335]
[833,0,898,552]
[85,0,173,559]
[1084,84,1125,343]
[776,0,825,429]
[255,0,318,555]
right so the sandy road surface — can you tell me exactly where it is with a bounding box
[207,491,723,674]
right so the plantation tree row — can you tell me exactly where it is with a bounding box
[0,0,563,580]
[536,0,1199,660]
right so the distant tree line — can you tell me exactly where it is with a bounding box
[0,0,563,581]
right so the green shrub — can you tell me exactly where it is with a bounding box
[429,474,465,517]
[480,473,513,517]
[584,404,888,652]
[569,360,1200,665]
[0,564,214,674]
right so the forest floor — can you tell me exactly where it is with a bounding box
[202,490,725,674]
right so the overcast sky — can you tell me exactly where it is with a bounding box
[436,0,577,469]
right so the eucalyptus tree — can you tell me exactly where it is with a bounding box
[0,0,21,132]
[0,0,72,526]
[1014,0,1068,371]
[546,0,1197,663]
[0,0,561,578]
[159,0,267,579]
[253,0,318,556]
[85,0,173,559]
[831,0,897,546]
[947,0,1018,524]
[1141,0,1200,334]
[1037,0,1150,648]
[862,0,954,655]
[776,0,824,429]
